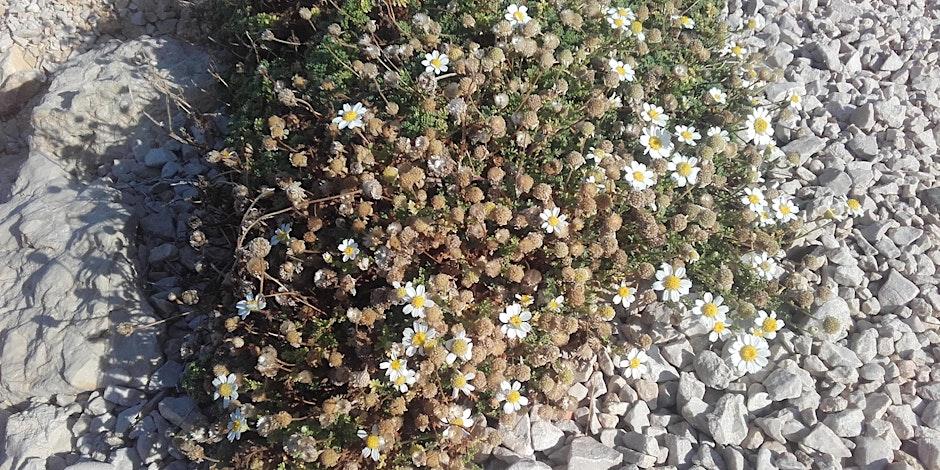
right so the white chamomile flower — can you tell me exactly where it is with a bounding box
[652,263,692,302]
[707,126,729,139]
[586,147,609,165]
[212,373,239,407]
[227,410,248,441]
[607,7,636,22]
[708,313,731,342]
[442,406,475,438]
[515,293,534,307]
[755,310,784,339]
[451,371,476,398]
[745,15,766,31]
[422,50,449,75]
[708,87,728,104]
[379,353,408,380]
[743,107,775,147]
[404,283,435,318]
[358,427,385,462]
[332,102,367,130]
[586,174,607,192]
[612,281,636,308]
[338,238,360,261]
[539,207,568,235]
[497,381,529,414]
[640,127,674,159]
[624,161,656,191]
[236,292,266,319]
[618,348,649,380]
[741,187,767,211]
[674,125,701,146]
[758,207,776,226]
[692,292,729,326]
[748,252,784,280]
[546,295,565,312]
[628,19,645,41]
[672,15,695,29]
[772,196,799,223]
[728,334,770,374]
[725,38,748,58]
[402,321,438,356]
[445,332,474,364]
[668,154,700,187]
[846,197,863,217]
[505,4,531,26]
[392,281,414,304]
[786,89,803,110]
[608,93,624,108]
[500,303,533,340]
[606,6,634,30]
[608,58,635,82]
[270,223,291,246]
[641,102,669,127]
[391,367,417,392]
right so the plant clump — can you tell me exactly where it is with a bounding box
[192,0,807,466]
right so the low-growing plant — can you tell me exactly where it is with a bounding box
[187,0,812,467]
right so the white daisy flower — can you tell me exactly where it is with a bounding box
[586,147,609,165]
[624,161,656,191]
[546,295,565,312]
[708,313,731,342]
[236,292,266,319]
[674,125,701,146]
[640,102,669,127]
[747,252,784,280]
[422,50,449,75]
[539,207,568,235]
[270,223,291,246]
[338,238,360,261]
[640,127,674,159]
[612,281,636,308]
[741,187,767,211]
[745,15,766,31]
[515,293,535,307]
[786,89,803,110]
[728,334,770,374]
[212,373,239,407]
[608,58,635,82]
[772,196,799,223]
[628,19,646,41]
[672,14,695,29]
[442,405,475,438]
[607,7,636,22]
[618,348,649,380]
[846,197,863,217]
[606,6,634,30]
[692,292,729,326]
[754,310,784,339]
[500,303,533,340]
[743,107,774,147]
[724,38,748,58]
[379,353,408,380]
[392,281,414,304]
[332,102,367,130]
[707,126,729,139]
[445,332,474,364]
[668,154,700,187]
[708,87,727,104]
[451,371,476,398]
[358,427,385,461]
[403,283,435,318]
[505,4,531,26]
[586,174,608,192]
[652,263,692,302]
[758,207,776,226]
[402,321,438,356]
[391,367,417,392]
[497,381,529,414]
[608,93,624,108]
[227,409,249,441]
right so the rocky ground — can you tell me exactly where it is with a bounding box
[1,0,939,469]
[485,0,940,469]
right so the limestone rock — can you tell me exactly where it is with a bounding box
[0,402,74,469]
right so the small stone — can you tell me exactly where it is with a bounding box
[818,341,863,369]
[103,385,146,408]
[706,394,748,446]
[143,148,177,168]
[498,413,533,457]
[847,134,878,159]
[763,368,802,401]
[851,103,875,130]
[878,270,919,309]
[664,434,694,466]
[803,423,851,459]
[506,461,552,470]
[530,420,563,452]
[854,436,893,468]
[157,396,207,432]
[694,351,734,390]
[569,383,588,402]
[783,135,826,159]
[823,408,864,437]
[919,438,940,469]
[564,436,623,470]
[922,401,940,430]
[623,400,651,432]
[148,243,178,264]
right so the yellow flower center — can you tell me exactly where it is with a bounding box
[663,274,681,290]
[548,215,559,226]
[412,331,426,346]
[218,383,234,397]
[452,339,467,355]
[390,359,402,370]
[678,162,693,176]
[747,19,757,29]
[681,16,692,26]
[509,315,523,328]
[681,131,693,141]
[519,295,532,305]
[513,11,525,21]
[431,58,442,68]
[344,246,355,255]
[629,357,641,368]
[507,390,521,404]
[790,95,801,103]
[548,300,559,310]
[631,20,643,34]
[702,303,718,318]
[343,110,359,122]
[754,118,769,134]
[366,435,380,449]
[395,375,407,385]
[740,345,758,362]
[614,17,625,27]
[451,417,465,427]
[231,420,244,432]
[453,375,467,388]
[618,286,631,297]
[762,317,778,332]
[713,322,725,333]
[648,109,660,118]
[748,194,762,205]
[633,171,646,182]
[847,198,861,210]
[412,296,426,308]
[616,65,626,76]
[760,261,772,271]
[648,137,662,150]
[732,45,744,56]
[780,205,792,215]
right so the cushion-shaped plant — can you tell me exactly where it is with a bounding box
[189,0,800,466]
